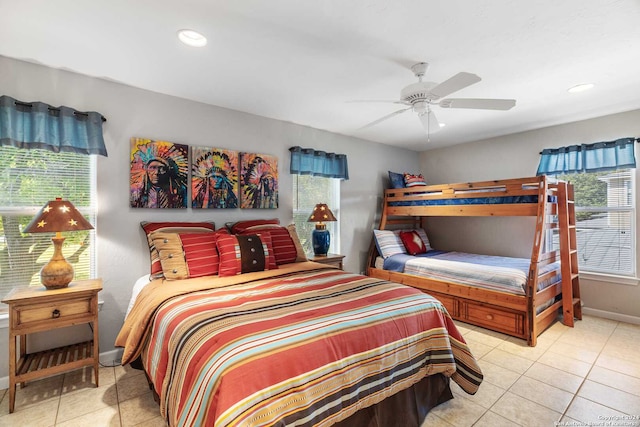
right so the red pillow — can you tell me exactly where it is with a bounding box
[238,225,297,265]
[180,233,220,277]
[141,221,216,279]
[217,233,277,277]
[399,230,427,255]
[227,219,280,234]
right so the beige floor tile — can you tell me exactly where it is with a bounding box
[481,348,533,375]
[477,360,521,390]
[497,337,549,361]
[63,365,117,393]
[117,371,154,403]
[114,364,145,382]
[473,410,521,427]
[427,395,486,427]
[451,380,506,409]
[132,416,169,427]
[452,320,477,335]
[419,411,455,426]
[464,329,509,348]
[55,405,121,427]
[464,338,494,359]
[557,329,609,351]
[3,375,64,412]
[0,398,59,426]
[546,340,600,364]
[588,365,640,397]
[575,315,618,332]
[491,392,562,427]
[537,350,593,377]
[57,383,119,423]
[565,396,631,424]
[523,362,584,393]
[119,392,162,427]
[508,375,573,413]
[600,341,640,365]
[578,380,640,415]
[595,353,640,379]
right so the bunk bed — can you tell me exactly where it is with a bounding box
[367,176,582,346]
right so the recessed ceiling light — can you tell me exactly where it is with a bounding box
[177,29,207,47]
[567,83,594,93]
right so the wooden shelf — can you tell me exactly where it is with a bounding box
[16,341,95,383]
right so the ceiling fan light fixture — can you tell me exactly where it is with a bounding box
[567,83,594,93]
[177,29,207,47]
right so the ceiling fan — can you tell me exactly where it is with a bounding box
[356,62,516,135]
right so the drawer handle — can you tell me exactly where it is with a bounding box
[485,314,494,321]
[52,309,61,319]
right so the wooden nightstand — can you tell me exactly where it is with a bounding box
[308,253,345,270]
[1,278,102,413]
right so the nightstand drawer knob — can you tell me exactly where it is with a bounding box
[52,309,61,319]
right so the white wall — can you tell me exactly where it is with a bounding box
[420,109,640,320]
[0,56,421,379]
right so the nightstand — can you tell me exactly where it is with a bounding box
[307,253,345,270]
[2,278,102,413]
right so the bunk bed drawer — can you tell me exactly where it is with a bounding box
[462,301,525,337]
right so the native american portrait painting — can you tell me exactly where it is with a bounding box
[130,137,188,209]
[240,152,278,209]
[191,147,239,209]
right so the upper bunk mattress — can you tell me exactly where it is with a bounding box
[383,251,560,296]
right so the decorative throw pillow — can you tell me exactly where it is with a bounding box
[388,171,406,189]
[399,230,428,255]
[403,173,427,187]
[151,232,220,280]
[226,219,280,234]
[141,221,216,279]
[286,223,308,262]
[237,224,298,265]
[217,232,277,277]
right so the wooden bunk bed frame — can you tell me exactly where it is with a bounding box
[366,176,582,346]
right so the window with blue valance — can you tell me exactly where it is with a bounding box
[0,95,108,156]
[289,146,349,180]
[536,137,636,175]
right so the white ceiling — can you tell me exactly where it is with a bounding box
[2,0,640,151]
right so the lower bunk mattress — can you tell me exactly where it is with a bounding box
[116,262,482,427]
[378,251,561,296]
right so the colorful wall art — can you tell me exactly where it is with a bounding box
[240,152,279,209]
[130,137,188,208]
[191,147,239,208]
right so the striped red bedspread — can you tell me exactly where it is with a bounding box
[118,263,482,426]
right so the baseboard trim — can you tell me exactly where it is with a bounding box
[582,307,640,325]
[0,348,125,390]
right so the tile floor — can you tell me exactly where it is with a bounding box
[0,315,638,426]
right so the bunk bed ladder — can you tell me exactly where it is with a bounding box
[557,181,582,326]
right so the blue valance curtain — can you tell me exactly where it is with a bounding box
[536,137,636,175]
[289,146,349,180]
[0,95,108,156]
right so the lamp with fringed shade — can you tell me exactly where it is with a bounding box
[307,203,337,256]
[23,198,94,289]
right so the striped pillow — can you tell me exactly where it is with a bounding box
[237,224,298,265]
[151,232,219,280]
[217,232,277,277]
[141,221,216,279]
[403,173,427,187]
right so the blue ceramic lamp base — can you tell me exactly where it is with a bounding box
[312,228,330,256]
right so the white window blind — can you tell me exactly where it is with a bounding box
[556,169,635,277]
[292,175,340,254]
[0,147,96,308]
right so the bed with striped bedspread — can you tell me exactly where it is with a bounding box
[116,262,482,427]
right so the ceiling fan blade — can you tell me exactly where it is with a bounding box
[428,72,481,99]
[439,98,516,110]
[419,110,441,133]
[360,107,412,129]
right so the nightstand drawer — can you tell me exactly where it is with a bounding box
[15,297,92,328]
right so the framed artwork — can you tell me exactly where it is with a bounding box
[191,147,239,208]
[130,137,188,208]
[240,152,278,209]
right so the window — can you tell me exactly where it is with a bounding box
[292,175,340,254]
[0,147,96,309]
[556,169,635,276]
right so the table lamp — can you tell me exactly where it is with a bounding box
[23,198,94,289]
[307,203,337,256]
